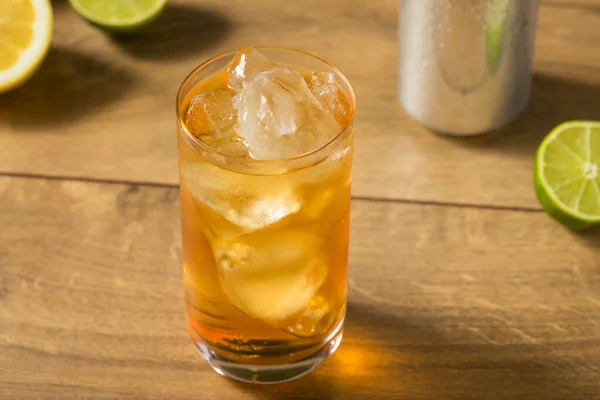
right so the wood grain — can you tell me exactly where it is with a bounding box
[2,0,600,209]
[1,176,599,399]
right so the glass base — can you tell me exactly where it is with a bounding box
[192,318,344,384]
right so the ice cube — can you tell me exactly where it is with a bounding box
[204,136,250,158]
[281,294,336,338]
[310,72,352,125]
[185,89,250,157]
[300,145,352,185]
[227,46,277,90]
[180,162,301,235]
[186,89,237,140]
[235,67,342,159]
[214,231,328,323]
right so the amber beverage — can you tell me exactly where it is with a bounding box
[176,47,355,383]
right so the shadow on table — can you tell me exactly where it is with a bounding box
[434,73,600,159]
[49,0,68,7]
[0,47,134,130]
[230,301,594,400]
[568,227,600,250]
[109,4,232,62]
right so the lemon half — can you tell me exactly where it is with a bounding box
[0,0,53,93]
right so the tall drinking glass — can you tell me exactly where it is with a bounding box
[176,48,355,383]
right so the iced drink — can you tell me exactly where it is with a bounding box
[176,47,355,383]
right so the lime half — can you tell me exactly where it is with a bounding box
[535,121,600,230]
[68,0,167,32]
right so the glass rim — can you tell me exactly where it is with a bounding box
[176,46,356,166]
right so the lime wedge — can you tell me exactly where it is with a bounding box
[534,121,600,230]
[68,0,167,32]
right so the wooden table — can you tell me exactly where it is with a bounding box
[2,0,600,398]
